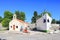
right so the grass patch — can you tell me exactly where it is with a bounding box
[39,30,50,32]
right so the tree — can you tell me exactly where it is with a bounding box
[37,14,42,19]
[15,11,20,19]
[4,11,13,20]
[1,18,11,27]
[52,19,56,24]
[56,20,60,24]
[15,11,26,21]
[42,11,51,17]
[1,11,13,28]
[31,17,36,23]
[0,16,3,23]
[20,12,25,21]
[34,11,38,17]
[37,10,51,20]
[31,11,38,23]
[38,10,51,18]
[31,10,51,23]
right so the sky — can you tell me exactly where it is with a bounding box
[0,0,60,23]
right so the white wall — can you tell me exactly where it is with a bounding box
[9,19,22,31]
[9,19,29,32]
[36,14,52,30]
[36,16,47,30]
[46,14,52,30]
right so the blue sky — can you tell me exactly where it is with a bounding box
[0,0,60,23]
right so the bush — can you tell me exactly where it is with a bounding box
[1,18,11,27]
[39,30,50,32]
[32,28,50,33]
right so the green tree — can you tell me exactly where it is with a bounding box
[52,19,56,24]
[31,10,51,23]
[15,11,20,19]
[0,16,3,23]
[37,10,51,19]
[56,20,60,24]
[15,11,26,21]
[1,18,11,27]
[31,17,36,23]
[20,12,25,21]
[37,14,42,19]
[31,11,38,23]
[4,11,13,20]
[1,11,13,28]
[42,11,51,17]
[34,11,38,17]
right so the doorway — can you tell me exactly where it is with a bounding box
[13,25,15,30]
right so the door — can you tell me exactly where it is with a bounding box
[13,25,15,30]
[20,26,23,31]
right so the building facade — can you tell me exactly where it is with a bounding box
[9,14,29,32]
[36,13,52,31]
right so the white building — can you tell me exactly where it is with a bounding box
[36,13,52,31]
[9,14,29,32]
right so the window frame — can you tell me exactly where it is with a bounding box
[47,19,49,22]
[43,19,46,23]
[11,26,12,28]
[16,26,18,28]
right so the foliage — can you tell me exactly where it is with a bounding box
[31,10,51,23]
[4,11,13,20]
[38,11,51,19]
[15,11,20,19]
[34,11,38,17]
[1,11,13,27]
[42,11,51,17]
[31,11,38,23]
[39,30,50,33]
[1,10,26,28]
[20,12,25,21]
[56,20,60,24]
[31,17,36,23]
[0,16,3,23]
[15,11,25,21]
[37,15,42,19]
[52,19,56,24]
[1,18,11,27]
[52,19,60,24]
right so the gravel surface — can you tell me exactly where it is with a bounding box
[0,31,60,40]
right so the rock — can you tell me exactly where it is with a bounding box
[54,30,59,34]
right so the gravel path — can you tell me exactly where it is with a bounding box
[0,31,60,40]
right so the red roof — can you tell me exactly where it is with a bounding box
[16,19,28,24]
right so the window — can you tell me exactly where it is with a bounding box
[16,26,18,28]
[43,19,46,23]
[11,26,12,28]
[47,19,49,22]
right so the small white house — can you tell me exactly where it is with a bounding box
[9,14,29,32]
[36,13,52,31]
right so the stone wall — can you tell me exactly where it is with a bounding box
[50,24,60,30]
[0,23,2,30]
[28,23,60,30]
